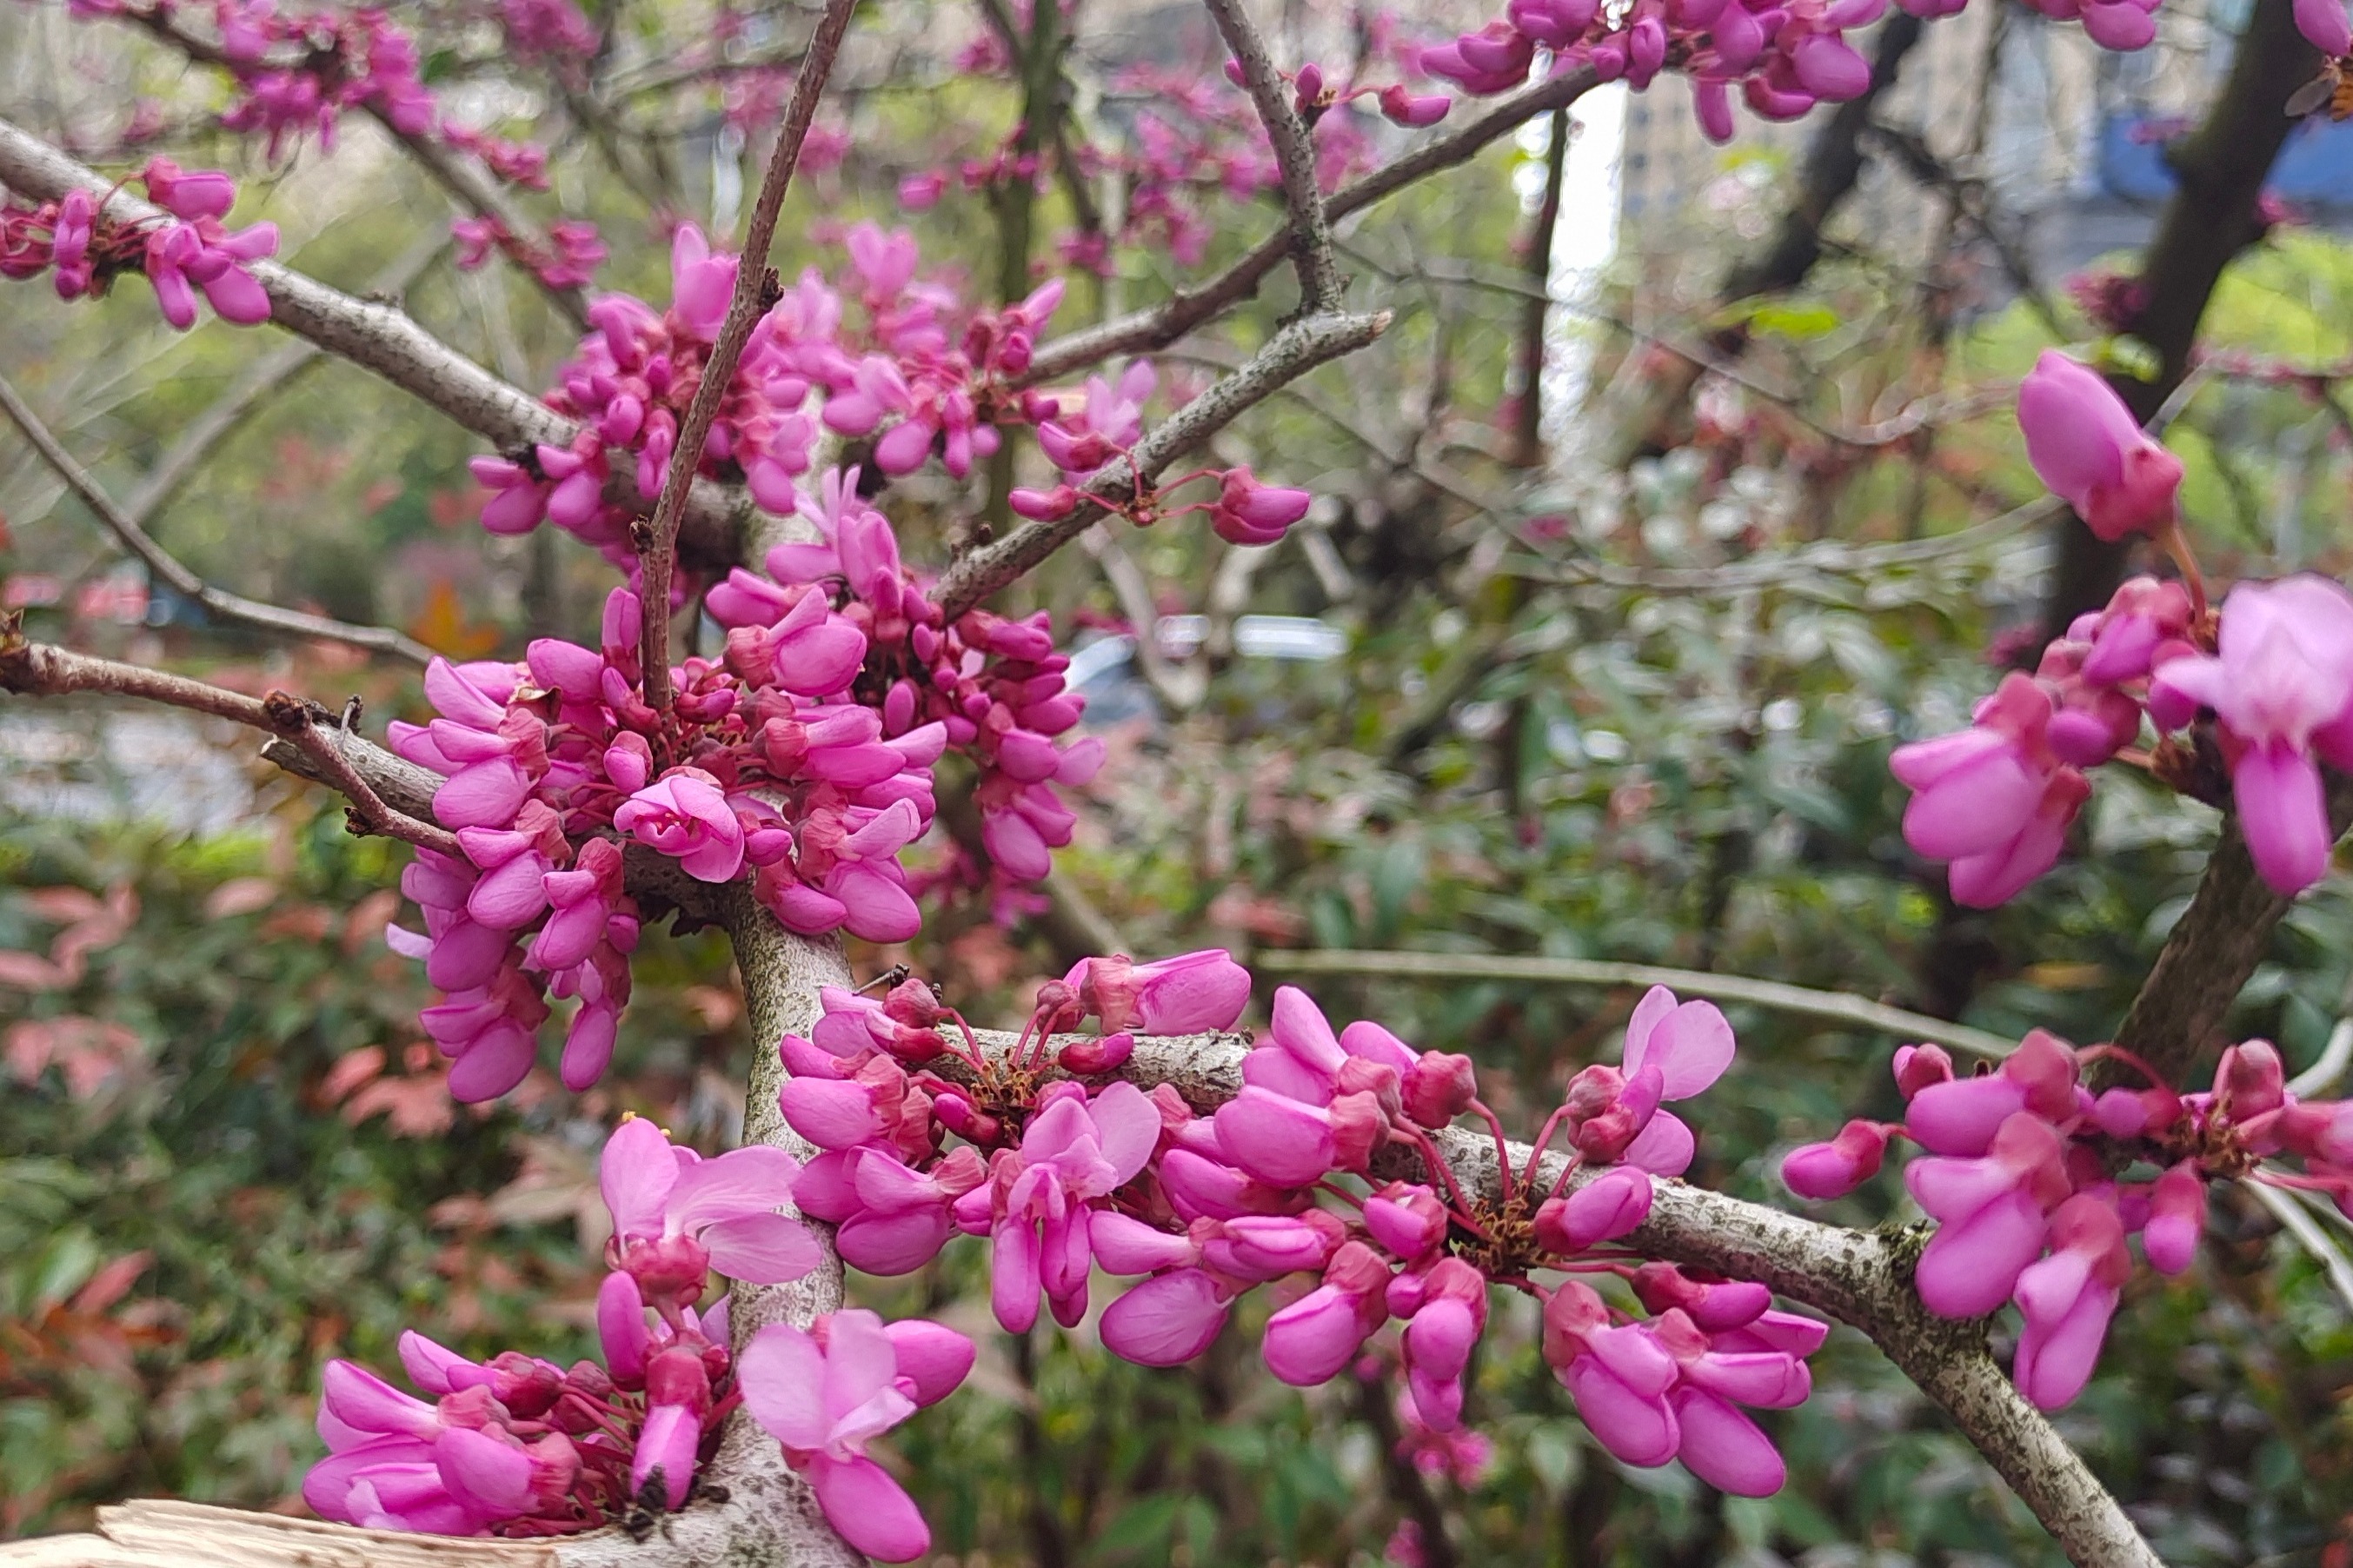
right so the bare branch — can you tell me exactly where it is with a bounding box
[0,116,755,574]
[1021,66,1599,386]
[638,0,859,713]
[1198,0,1343,309]
[0,636,462,853]
[1253,947,2017,1059]
[0,370,435,665]
[119,3,591,329]
[936,308,1388,615]
[259,691,464,856]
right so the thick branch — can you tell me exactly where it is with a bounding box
[936,1027,2157,1568]
[936,308,1387,615]
[637,0,858,711]
[2107,776,2353,1089]
[0,370,434,665]
[1020,68,1599,385]
[0,116,754,574]
[561,890,862,1567]
[1199,0,1344,310]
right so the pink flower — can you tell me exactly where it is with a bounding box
[599,1115,820,1301]
[1558,987,1735,1175]
[1890,672,2089,907]
[2149,575,2353,895]
[952,1081,1160,1332]
[1210,467,1313,547]
[615,769,748,882]
[1780,1119,1893,1199]
[1399,1257,1488,1431]
[1063,949,1253,1034]
[738,1309,971,1563]
[2011,1193,2130,1410]
[1906,1111,2074,1318]
[2298,0,2353,54]
[2017,350,2182,542]
[1100,1266,1234,1365]
[1261,1240,1393,1385]
[1541,1283,1680,1466]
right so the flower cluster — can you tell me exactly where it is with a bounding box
[2,158,276,329]
[1426,0,2158,146]
[382,577,951,1100]
[309,1117,974,1557]
[55,0,595,289]
[1894,353,2353,904]
[469,222,1059,568]
[779,961,1824,1496]
[1784,1030,2353,1409]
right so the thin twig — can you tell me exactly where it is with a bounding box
[1199,0,1342,310]
[936,308,1388,615]
[1021,66,1601,386]
[636,0,858,712]
[0,371,435,666]
[0,637,460,854]
[259,691,464,856]
[1251,948,2016,1058]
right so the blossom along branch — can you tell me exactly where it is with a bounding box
[0,117,755,574]
[0,637,462,856]
[1197,0,1346,312]
[1251,947,2019,1059]
[115,3,593,329]
[637,0,860,716]
[0,369,436,666]
[1020,65,1601,388]
[934,308,1387,616]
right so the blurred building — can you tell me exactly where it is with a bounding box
[1616,0,2353,309]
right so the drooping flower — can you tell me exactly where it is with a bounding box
[2017,350,2182,542]
[2148,575,2353,895]
[738,1309,973,1563]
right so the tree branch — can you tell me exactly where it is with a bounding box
[0,639,461,854]
[1020,67,1599,386]
[935,307,1387,615]
[1198,0,1343,310]
[119,3,591,329]
[2106,776,2353,1090]
[638,0,858,713]
[0,116,755,575]
[918,1024,2157,1566]
[0,370,435,665]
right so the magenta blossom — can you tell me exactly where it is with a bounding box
[952,1080,1160,1331]
[2148,575,2353,895]
[1062,948,1253,1034]
[2017,350,2182,542]
[1890,672,2090,907]
[738,1309,973,1563]
[615,769,748,882]
[600,1115,821,1303]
